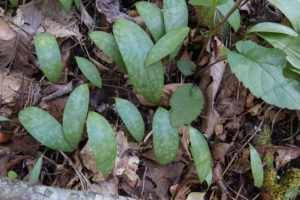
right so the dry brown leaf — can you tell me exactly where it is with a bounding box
[211,142,233,163]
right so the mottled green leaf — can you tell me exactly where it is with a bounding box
[115,98,144,142]
[75,57,102,88]
[0,116,12,122]
[86,112,117,177]
[113,19,164,104]
[19,107,74,152]
[9,0,18,6]
[248,22,298,37]
[63,84,89,148]
[59,0,73,13]
[189,0,229,7]
[135,2,165,42]
[217,0,240,32]
[29,151,45,184]
[249,144,264,188]
[268,0,300,33]
[189,126,211,182]
[177,60,196,76]
[170,84,204,126]
[145,26,190,67]
[227,40,300,110]
[153,107,179,165]
[8,170,17,179]
[89,31,126,71]
[34,33,62,83]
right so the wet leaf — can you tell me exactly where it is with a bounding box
[59,0,73,13]
[29,151,45,184]
[153,107,179,165]
[248,22,298,37]
[115,98,144,142]
[135,1,165,42]
[170,83,205,126]
[113,19,164,104]
[227,40,300,110]
[145,26,190,67]
[89,31,126,71]
[34,33,62,83]
[19,107,74,152]
[189,126,211,182]
[86,111,117,177]
[217,0,240,32]
[249,143,263,188]
[176,60,196,76]
[63,84,89,149]
[75,56,102,88]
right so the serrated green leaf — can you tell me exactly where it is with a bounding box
[268,0,300,33]
[75,57,102,88]
[135,2,165,42]
[227,40,300,110]
[59,0,73,13]
[177,60,196,76]
[153,107,179,165]
[86,111,117,177]
[249,143,264,188]
[115,98,144,142]
[189,126,211,183]
[63,84,89,149]
[89,31,126,71]
[248,22,298,37]
[113,19,164,104]
[29,151,45,184]
[9,0,18,6]
[0,116,12,122]
[145,26,190,67]
[8,170,17,179]
[189,0,229,7]
[217,0,240,32]
[170,84,204,126]
[19,107,74,152]
[34,33,62,83]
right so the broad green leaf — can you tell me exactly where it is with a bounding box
[189,126,211,182]
[0,116,12,122]
[205,168,212,188]
[216,0,240,32]
[227,40,300,110]
[135,2,165,42]
[19,107,74,152]
[249,144,263,188]
[113,19,164,104]
[29,151,45,184]
[189,0,229,7]
[248,22,298,37]
[8,170,17,179]
[170,84,204,126]
[268,0,300,33]
[75,57,102,88]
[176,60,196,76]
[34,33,62,83]
[115,98,144,142]
[145,26,190,67]
[9,0,18,6]
[59,0,73,13]
[86,111,117,177]
[153,107,179,165]
[89,31,126,71]
[74,0,80,9]
[164,0,188,61]
[63,84,89,148]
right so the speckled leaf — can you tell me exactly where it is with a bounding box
[86,112,117,177]
[113,19,164,104]
[75,57,102,88]
[189,126,211,183]
[153,107,179,165]
[89,31,126,71]
[34,33,62,83]
[189,0,229,7]
[29,151,45,184]
[115,98,144,142]
[63,84,89,149]
[177,60,196,76]
[170,84,205,126]
[18,107,74,152]
[227,40,300,109]
[249,144,263,188]
[59,0,73,13]
[145,26,190,67]
[135,2,165,42]
[217,0,240,32]
[0,116,12,122]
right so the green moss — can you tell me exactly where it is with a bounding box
[254,125,271,145]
